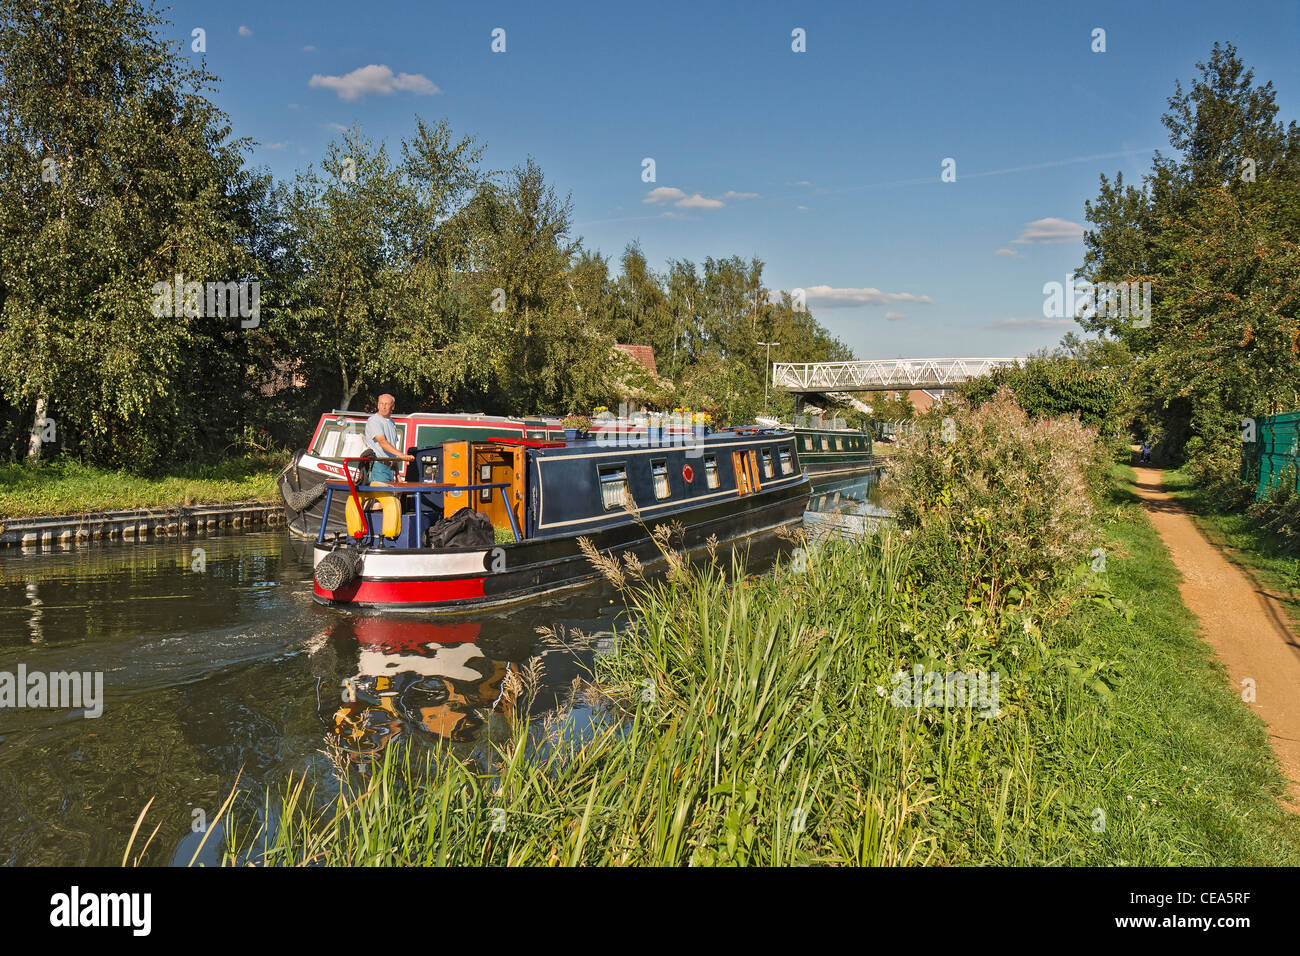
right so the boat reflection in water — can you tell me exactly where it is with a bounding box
[305,475,880,765]
[308,608,609,766]
[803,470,891,540]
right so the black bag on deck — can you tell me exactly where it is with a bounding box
[425,507,495,549]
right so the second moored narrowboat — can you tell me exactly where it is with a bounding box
[790,422,880,479]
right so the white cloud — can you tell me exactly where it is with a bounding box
[238,25,253,37]
[325,122,348,132]
[676,193,724,210]
[309,64,440,101]
[994,248,1021,258]
[987,317,1075,330]
[1010,217,1085,244]
[265,141,289,151]
[722,190,760,200]
[804,286,933,308]
[643,187,686,205]
[303,45,317,53]
[644,187,726,210]
[883,311,906,321]
[793,180,812,186]
[286,103,300,110]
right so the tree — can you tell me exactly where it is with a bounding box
[283,128,404,411]
[1079,43,1300,456]
[0,0,275,467]
[961,352,1127,432]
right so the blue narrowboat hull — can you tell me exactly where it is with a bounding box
[312,430,811,611]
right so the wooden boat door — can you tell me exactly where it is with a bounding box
[733,449,760,496]
[472,442,527,534]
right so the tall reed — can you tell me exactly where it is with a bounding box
[219,523,1146,866]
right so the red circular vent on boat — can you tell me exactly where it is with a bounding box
[682,464,695,483]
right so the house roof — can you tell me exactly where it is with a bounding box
[614,344,658,377]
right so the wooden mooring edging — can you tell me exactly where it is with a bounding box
[0,501,285,549]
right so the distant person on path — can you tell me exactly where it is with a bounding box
[364,393,413,484]
[1140,441,1151,464]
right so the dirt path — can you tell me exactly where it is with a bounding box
[1132,465,1300,806]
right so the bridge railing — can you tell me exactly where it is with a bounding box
[773,358,1022,390]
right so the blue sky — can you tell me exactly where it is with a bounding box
[174,0,1300,361]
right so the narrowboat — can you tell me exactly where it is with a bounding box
[790,421,881,479]
[310,428,811,611]
[280,411,567,537]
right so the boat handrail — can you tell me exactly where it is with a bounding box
[321,456,521,544]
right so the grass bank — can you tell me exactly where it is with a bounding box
[209,465,1300,866]
[0,454,283,519]
[1163,465,1300,630]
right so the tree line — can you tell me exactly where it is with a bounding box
[0,0,852,471]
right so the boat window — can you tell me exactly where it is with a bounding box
[803,436,812,450]
[760,448,774,478]
[598,463,629,510]
[820,437,829,451]
[836,438,844,450]
[651,459,670,499]
[313,420,369,459]
[779,447,793,474]
[704,455,719,489]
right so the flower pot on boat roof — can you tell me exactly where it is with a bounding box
[562,414,592,440]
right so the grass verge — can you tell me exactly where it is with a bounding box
[0,454,283,519]
[209,465,1300,866]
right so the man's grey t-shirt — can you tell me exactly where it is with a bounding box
[364,413,399,458]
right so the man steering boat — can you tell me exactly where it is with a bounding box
[364,393,414,483]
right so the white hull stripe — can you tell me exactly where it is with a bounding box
[313,549,490,576]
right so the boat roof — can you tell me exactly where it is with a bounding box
[320,410,558,422]
[527,427,793,458]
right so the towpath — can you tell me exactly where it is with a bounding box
[1132,465,1300,806]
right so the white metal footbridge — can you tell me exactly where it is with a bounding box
[773,358,1022,391]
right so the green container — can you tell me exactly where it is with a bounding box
[1244,411,1300,500]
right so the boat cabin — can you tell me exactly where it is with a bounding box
[318,429,807,549]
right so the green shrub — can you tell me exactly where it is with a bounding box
[1185,435,1255,512]
[1247,462,1300,549]
[881,387,1102,605]
[960,355,1127,433]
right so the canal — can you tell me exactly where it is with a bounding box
[0,472,885,866]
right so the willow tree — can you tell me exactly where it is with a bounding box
[0,0,273,467]
[282,128,407,411]
[454,157,617,414]
[283,119,487,411]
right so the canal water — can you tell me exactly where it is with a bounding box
[0,472,884,866]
